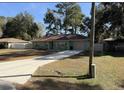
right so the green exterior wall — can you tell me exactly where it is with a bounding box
[33,40,88,51]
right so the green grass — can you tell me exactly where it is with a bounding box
[15,52,124,90]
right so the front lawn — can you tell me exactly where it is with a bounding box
[15,52,124,90]
[0,49,54,62]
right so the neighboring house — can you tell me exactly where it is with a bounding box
[103,38,124,52]
[32,34,89,51]
[0,38,32,49]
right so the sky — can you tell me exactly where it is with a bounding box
[0,2,91,24]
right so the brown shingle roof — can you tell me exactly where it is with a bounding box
[0,38,29,43]
[32,34,86,42]
[66,34,86,39]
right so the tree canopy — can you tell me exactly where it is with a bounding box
[44,2,85,36]
[95,2,124,42]
[3,12,43,40]
[0,16,6,37]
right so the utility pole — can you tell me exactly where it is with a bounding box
[89,2,96,78]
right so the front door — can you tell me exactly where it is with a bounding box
[49,41,54,50]
[69,41,74,50]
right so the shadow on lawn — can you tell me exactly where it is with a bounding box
[68,51,124,59]
[104,51,124,57]
[0,50,52,61]
[62,51,103,59]
[16,78,103,90]
[32,74,91,80]
[118,80,124,89]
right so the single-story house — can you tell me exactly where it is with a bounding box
[0,38,32,49]
[32,34,89,51]
[103,37,124,52]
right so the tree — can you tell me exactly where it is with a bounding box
[0,16,6,27]
[95,2,124,42]
[44,3,84,35]
[3,12,42,40]
[36,22,44,38]
[65,3,83,34]
[0,16,6,37]
[57,2,84,34]
[44,9,61,35]
[80,17,91,37]
[55,2,76,34]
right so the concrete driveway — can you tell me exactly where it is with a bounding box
[0,50,81,84]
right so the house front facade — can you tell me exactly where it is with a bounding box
[32,34,89,51]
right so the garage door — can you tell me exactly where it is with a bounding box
[10,43,26,49]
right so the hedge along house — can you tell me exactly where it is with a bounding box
[0,38,32,49]
[32,34,89,51]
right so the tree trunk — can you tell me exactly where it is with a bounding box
[65,27,67,35]
[74,26,77,34]
[72,26,74,34]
